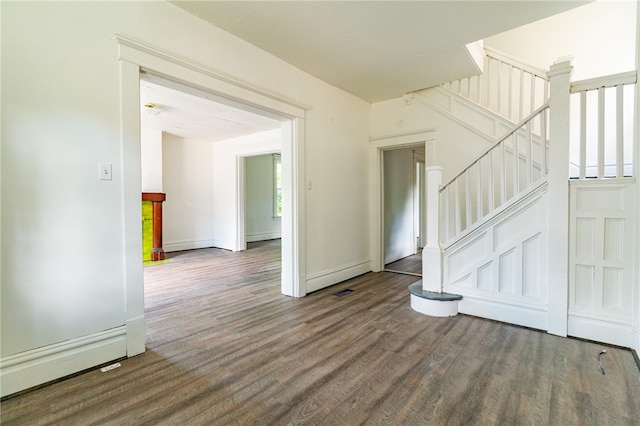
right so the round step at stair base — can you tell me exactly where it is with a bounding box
[410,294,459,317]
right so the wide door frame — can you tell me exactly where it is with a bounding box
[115,34,307,358]
[370,130,436,272]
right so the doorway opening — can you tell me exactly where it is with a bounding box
[382,146,425,277]
[368,129,435,279]
[138,76,292,327]
[139,73,284,254]
[116,34,306,356]
[239,153,282,251]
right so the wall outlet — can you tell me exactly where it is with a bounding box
[99,163,112,181]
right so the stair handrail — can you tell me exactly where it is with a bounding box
[440,103,550,192]
[570,70,637,93]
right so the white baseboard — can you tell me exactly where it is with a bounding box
[246,232,281,243]
[568,314,633,348]
[306,260,371,293]
[457,295,547,331]
[1,327,127,398]
[384,243,416,265]
[164,239,219,252]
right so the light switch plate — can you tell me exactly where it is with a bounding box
[99,163,112,180]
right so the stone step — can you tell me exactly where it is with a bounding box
[408,281,461,317]
[408,282,462,301]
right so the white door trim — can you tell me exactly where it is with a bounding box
[237,149,283,252]
[115,34,307,356]
[370,130,436,272]
[414,154,426,250]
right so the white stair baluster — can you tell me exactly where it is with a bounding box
[454,179,461,235]
[530,74,536,118]
[616,84,624,178]
[519,68,525,122]
[476,161,483,220]
[500,140,506,204]
[542,108,548,175]
[512,132,519,195]
[579,91,587,179]
[497,59,502,116]
[526,120,533,186]
[465,168,471,230]
[508,65,514,121]
[597,87,605,178]
[488,151,494,212]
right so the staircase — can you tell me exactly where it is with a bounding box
[409,48,638,345]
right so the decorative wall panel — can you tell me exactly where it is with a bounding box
[522,234,541,297]
[568,180,636,347]
[443,186,548,329]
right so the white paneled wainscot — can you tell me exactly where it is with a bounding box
[568,179,636,347]
[443,185,548,330]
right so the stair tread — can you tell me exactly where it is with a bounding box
[408,282,462,301]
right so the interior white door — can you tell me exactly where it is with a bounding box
[568,180,636,347]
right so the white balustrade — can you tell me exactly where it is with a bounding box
[443,47,549,124]
[569,71,637,179]
[439,106,550,245]
[439,51,637,245]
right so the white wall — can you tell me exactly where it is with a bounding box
[1,1,370,396]
[304,95,371,291]
[162,134,215,252]
[383,149,416,264]
[148,132,282,252]
[212,129,282,251]
[2,4,129,359]
[141,127,163,193]
[246,154,281,242]
[484,1,637,80]
[371,97,494,184]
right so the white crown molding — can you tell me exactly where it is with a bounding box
[369,128,436,146]
[113,34,309,114]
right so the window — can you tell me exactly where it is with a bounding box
[273,154,282,217]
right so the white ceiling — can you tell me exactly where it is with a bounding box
[171,0,587,102]
[143,1,588,141]
[140,78,281,141]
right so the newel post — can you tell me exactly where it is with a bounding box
[546,57,573,336]
[423,166,443,293]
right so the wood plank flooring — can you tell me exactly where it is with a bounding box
[385,251,422,276]
[2,239,640,425]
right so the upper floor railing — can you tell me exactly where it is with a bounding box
[442,47,549,124]
[569,70,637,179]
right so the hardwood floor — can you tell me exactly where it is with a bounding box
[385,251,422,276]
[2,240,640,425]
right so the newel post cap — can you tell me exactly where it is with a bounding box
[547,56,574,78]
